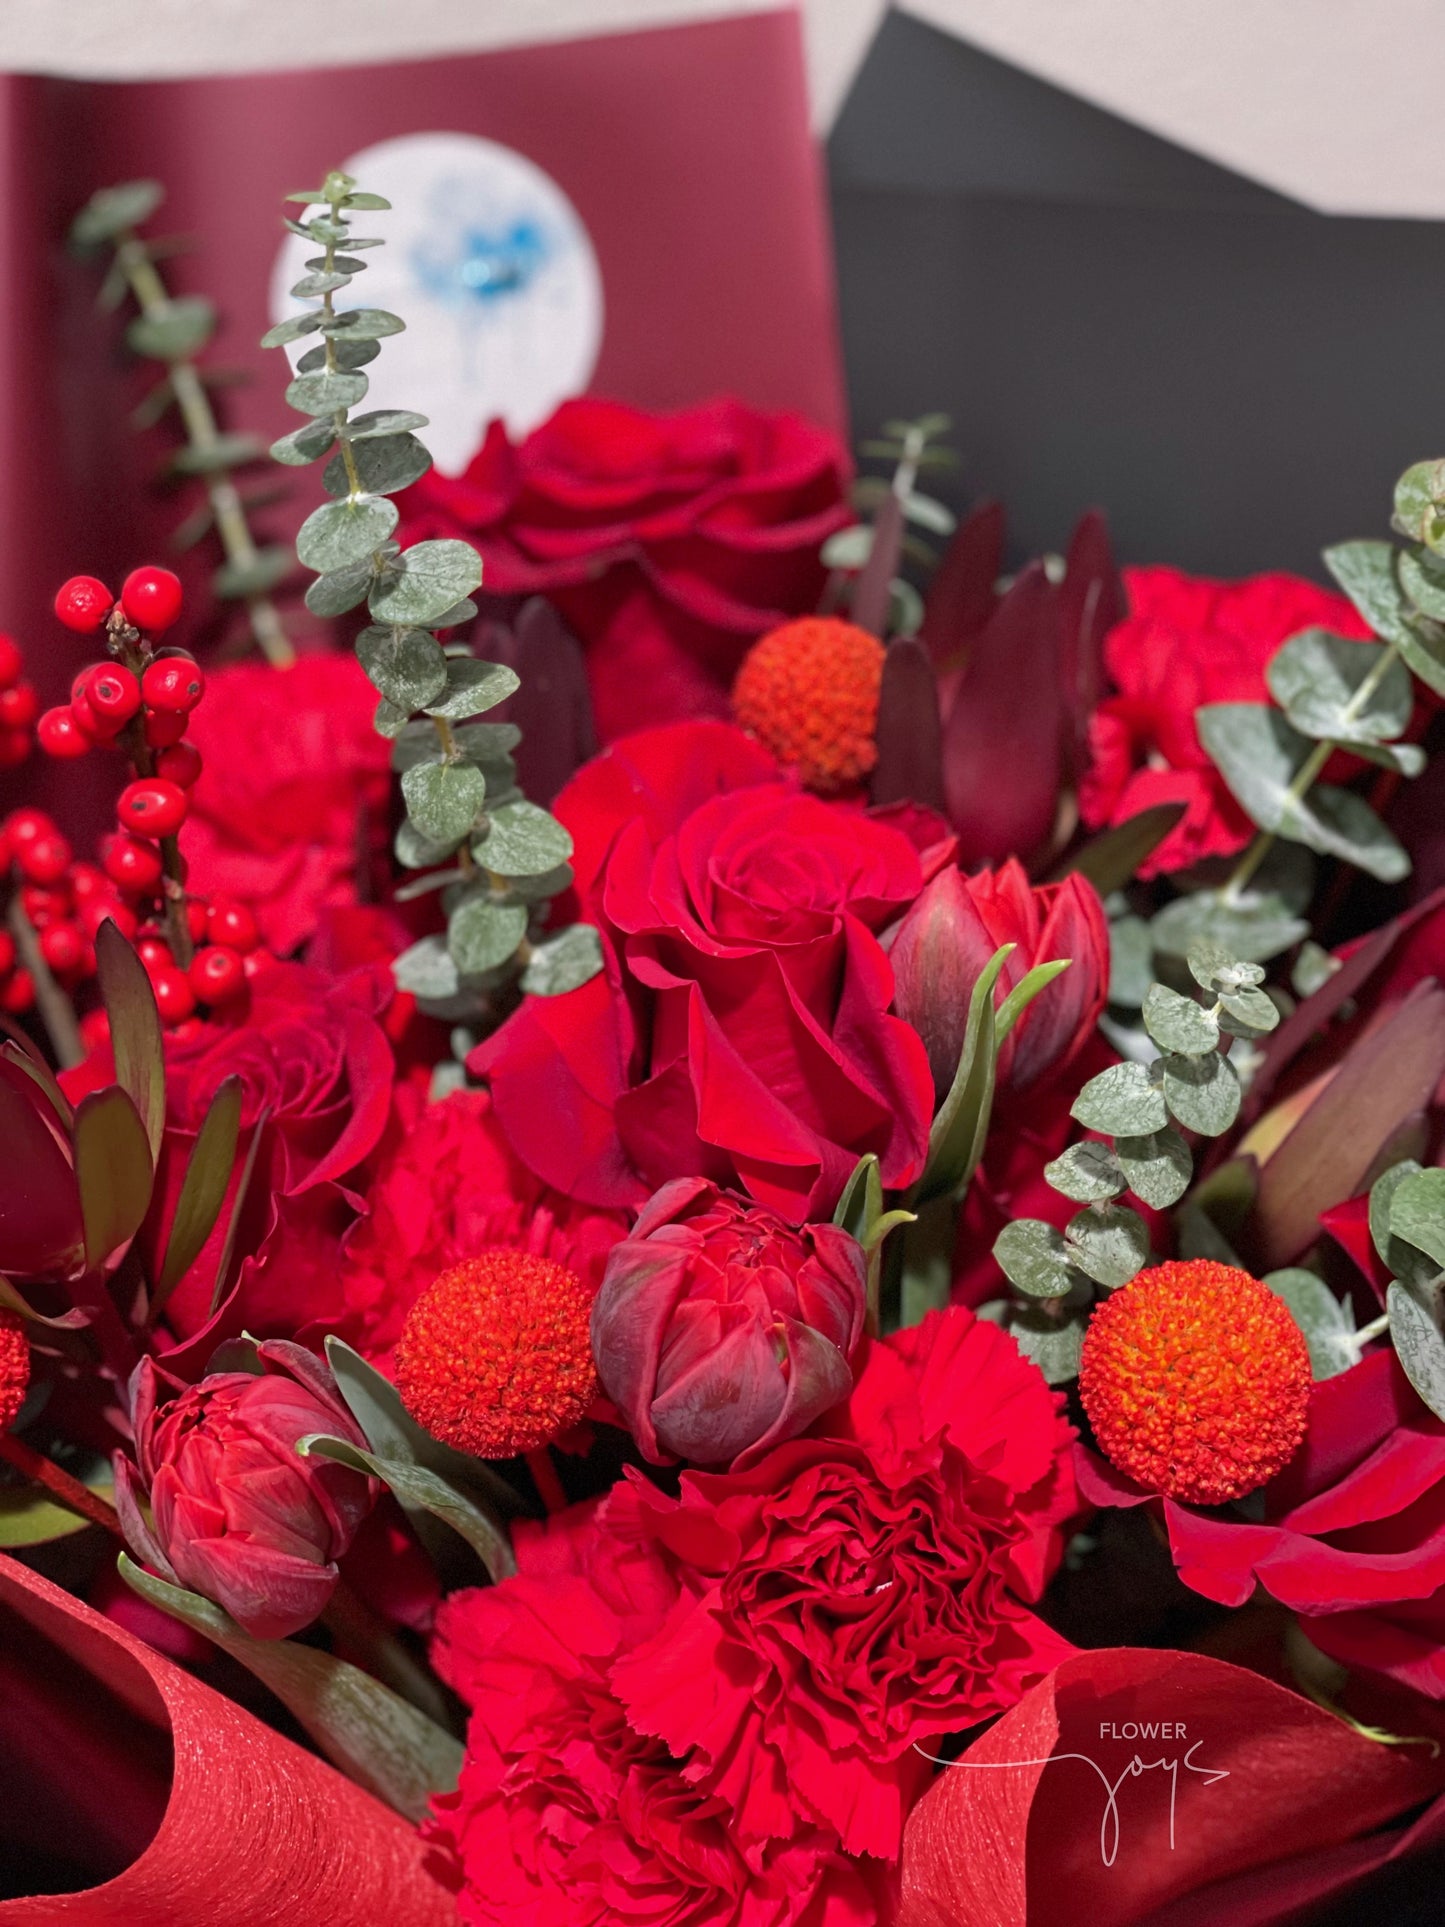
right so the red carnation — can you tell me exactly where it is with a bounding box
[606,1306,1078,1860]
[1080,566,1374,877]
[397,397,851,741]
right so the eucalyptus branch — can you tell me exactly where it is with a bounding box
[70,181,296,667]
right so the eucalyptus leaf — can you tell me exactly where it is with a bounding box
[213,548,291,600]
[423,659,520,721]
[304,557,375,617]
[1264,1268,1359,1380]
[356,625,447,711]
[1071,1060,1167,1136]
[1186,942,1264,993]
[284,368,368,416]
[1161,1050,1240,1136]
[1393,461,1445,544]
[1399,546,1445,623]
[1005,1310,1086,1385]
[297,336,380,373]
[1369,1160,1439,1291]
[373,698,410,739]
[393,934,461,999]
[447,896,529,974]
[1115,1128,1193,1209]
[296,494,397,572]
[1265,629,1412,743]
[369,540,484,626]
[521,923,604,996]
[1064,1203,1149,1289]
[322,307,405,340]
[1142,982,1220,1056]
[394,819,464,871]
[289,270,353,297]
[1217,984,1280,1035]
[71,179,164,246]
[822,526,873,570]
[475,799,573,878]
[260,310,323,348]
[1387,1166,1445,1273]
[1043,1140,1125,1204]
[391,717,520,773]
[171,433,267,476]
[401,761,486,844]
[270,420,336,465]
[323,432,431,499]
[1151,888,1309,965]
[1387,1280,1445,1422]
[1108,915,1154,1007]
[993,1219,1085,1299]
[127,297,215,361]
[346,408,430,441]
[1323,539,1412,645]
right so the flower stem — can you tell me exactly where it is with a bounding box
[0,1431,125,1538]
[6,890,84,1068]
[525,1447,568,1515]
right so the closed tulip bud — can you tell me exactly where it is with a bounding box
[114,1340,377,1640]
[591,1177,867,1471]
[891,857,1109,1102]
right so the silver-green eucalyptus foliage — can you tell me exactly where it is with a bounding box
[263,170,601,1016]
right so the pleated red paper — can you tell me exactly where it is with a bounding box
[0,1554,458,1924]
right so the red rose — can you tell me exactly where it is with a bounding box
[397,398,850,741]
[1080,566,1373,877]
[183,652,391,954]
[1076,1349,1445,1696]
[473,721,937,1223]
[338,1086,628,1364]
[148,961,396,1348]
[607,1306,1078,1860]
[427,1505,890,1927]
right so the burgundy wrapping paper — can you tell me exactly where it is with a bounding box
[0,1554,458,1923]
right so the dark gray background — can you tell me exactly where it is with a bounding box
[828,10,1445,579]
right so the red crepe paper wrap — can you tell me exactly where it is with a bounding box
[899,1645,1445,1927]
[0,1554,457,1923]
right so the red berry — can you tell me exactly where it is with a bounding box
[117,778,188,838]
[36,707,89,758]
[0,730,28,768]
[39,921,86,975]
[0,933,13,974]
[0,636,21,689]
[143,706,189,748]
[242,946,277,981]
[0,969,34,1013]
[68,863,109,905]
[16,833,71,884]
[151,964,196,1024]
[186,898,209,942]
[88,665,141,729]
[5,809,55,847]
[21,884,69,926]
[70,686,115,743]
[100,833,163,894]
[79,1009,111,1052]
[190,944,246,1005]
[0,683,37,730]
[140,658,204,715]
[121,567,183,636]
[206,900,260,953]
[137,936,171,971]
[54,576,113,634]
[157,741,203,788]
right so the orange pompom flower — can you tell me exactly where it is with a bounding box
[394,1252,598,1460]
[0,1308,29,1432]
[1079,1259,1311,1505]
[732,615,885,793]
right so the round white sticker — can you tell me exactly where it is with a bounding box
[270,130,604,474]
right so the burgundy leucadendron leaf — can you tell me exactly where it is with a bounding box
[153,1075,243,1312]
[919,499,1004,669]
[851,487,906,639]
[0,1056,83,1280]
[1056,508,1123,780]
[73,1085,154,1274]
[487,596,598,806]
[871,635,945,813]
[95,918,165,1162]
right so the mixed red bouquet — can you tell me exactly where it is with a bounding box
[8,165,1445,1927]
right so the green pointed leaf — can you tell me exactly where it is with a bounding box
[521,924,604,996]
[284,368,368,416]
[1264,1268,1359,1380]
[304,557,375,617]
[71,179,164,246]
[298,1434,512,1583]
[116,1555,461,1822]
[1064,1203,1149,1288]
[1142,982,1220,1056]
[324,433,430,500]
[296,494,397,572]
[1265,630,1412,744]
[126,296,215,361]
[448,896,528,974]
[73,1086,153,1272]
[917,944,1013,1203]
[393,934,461,998]
[1054,803,1187,897]
[424,659,520,721]
[1387,1280,1445,1421]
[260,310,323,349]
[369,540,484,626]
[403,761,486,845]
[1388,1167,1445,1273]
[154,1076,241,1306]
[475,799,572,878]
[270,420,336,466]
[356,625,447,711]
[95,919,164,1160]
[1151,888,1309,965]
[994,1219,1086,1299]
[1043,1140,1125,1203]
[1115,1128,1193,1209]
[1071,1060,1167,1136]
[995,958,1072,1048]
[1161,1050,1240,1136]
[322,307,405,340]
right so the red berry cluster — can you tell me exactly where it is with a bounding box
[135,896,267,1025]
[0,632,39,769]
[0,810,128,1013]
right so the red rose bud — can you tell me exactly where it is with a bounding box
[114,1341,378,1640]
[0,634,22,687]
[590,1177,867,1469]
[890,857,1109,1102]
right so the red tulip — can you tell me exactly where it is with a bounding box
[114,1339,377,1639]
[890,859,1109,1103]
[590,1177,867,1469]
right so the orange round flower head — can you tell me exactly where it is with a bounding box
[1079,1260,1311,1505]
[394,1252,598,1460]
[0,1308,30,1433]
[732,616,885,793]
